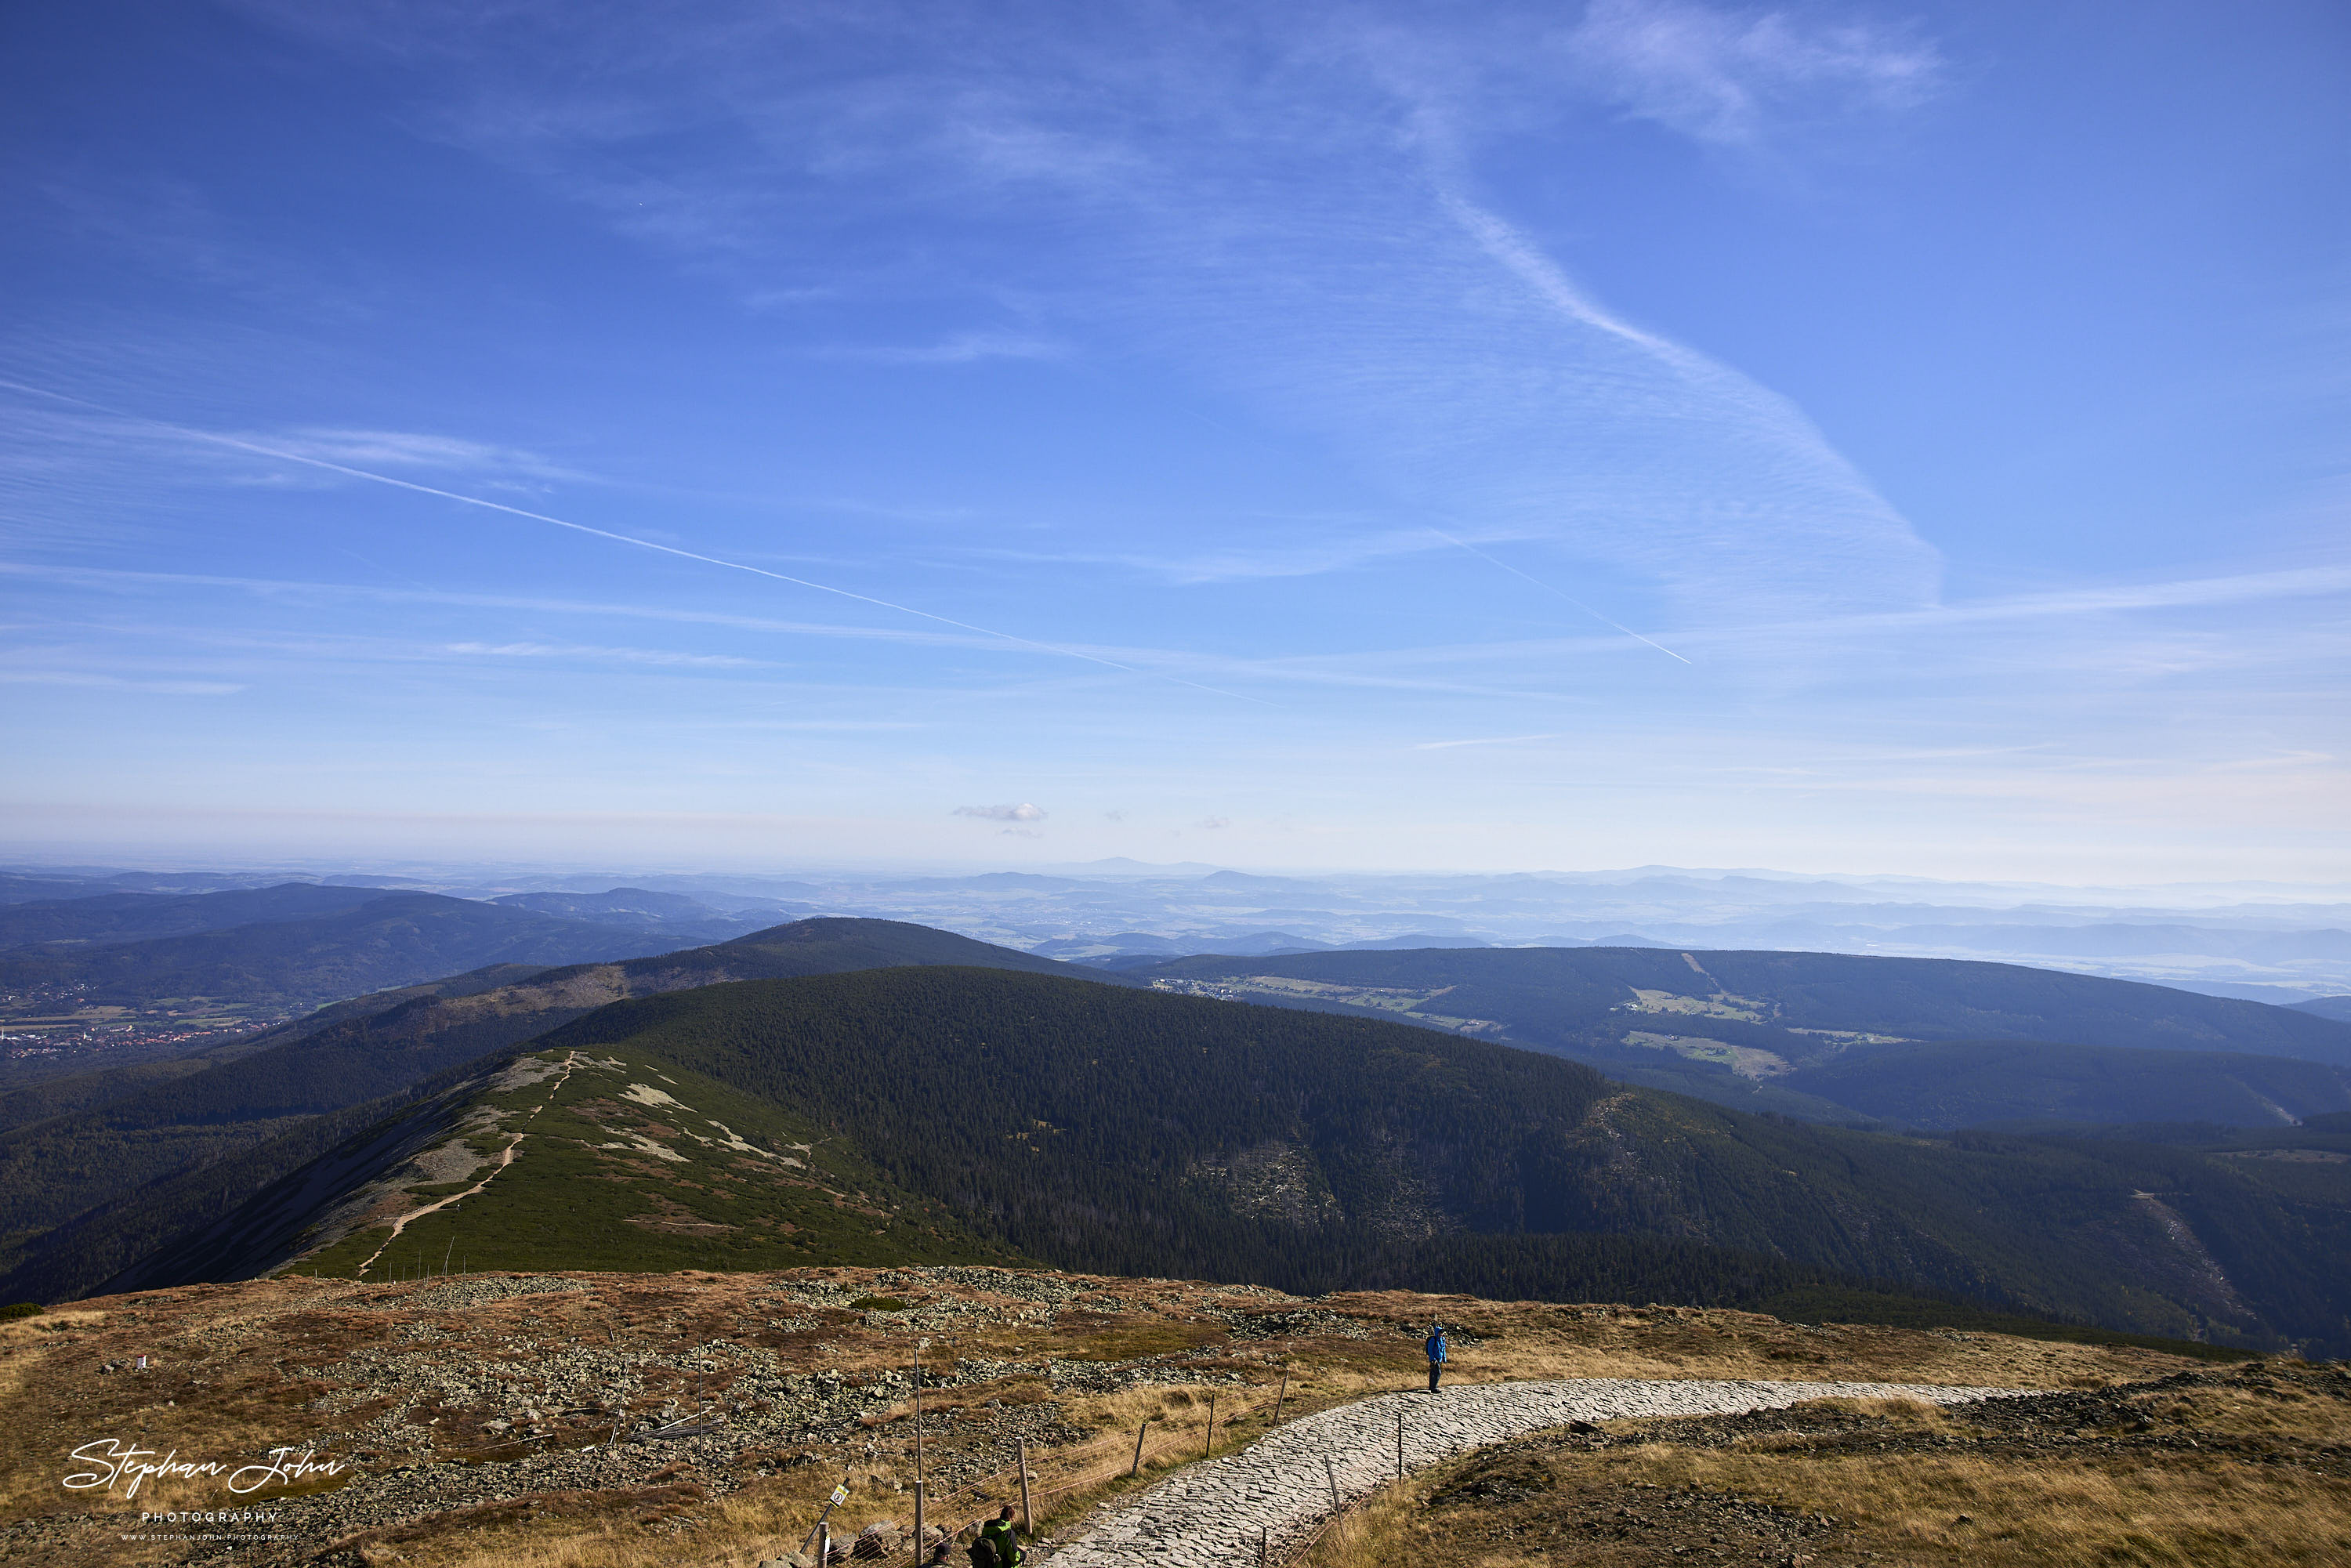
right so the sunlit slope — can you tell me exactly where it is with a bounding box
[112,1043,1010,1289]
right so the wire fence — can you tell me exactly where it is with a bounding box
[805,1381,1295,1566]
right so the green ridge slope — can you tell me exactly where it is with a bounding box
[0,919,1111,1302]
[123,1043,1011,1287]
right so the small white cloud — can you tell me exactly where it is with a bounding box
[819,331,1067,366]
[1197,816,1231,830]
[955,802,1047,822]
[1565,0,1941,147]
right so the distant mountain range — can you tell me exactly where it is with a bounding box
[0,882,393,947]
[9,858,2350,998]
[0,889,684,1018]
[5,887,2351,1356]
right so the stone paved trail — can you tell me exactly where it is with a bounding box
[1043,1378,2032,1566]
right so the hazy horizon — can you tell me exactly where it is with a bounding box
[9,846,2351,902]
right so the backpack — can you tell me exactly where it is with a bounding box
[967,1538,998,1568]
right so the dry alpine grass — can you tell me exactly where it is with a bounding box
[1306,1360,2351,1568]
[0,1269,2251,1567]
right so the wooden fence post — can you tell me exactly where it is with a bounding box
[1324,1454,1340,1513]
[1395,1406,1404,1480]
[1271,1371,1288,1426]
[1132,1419,1150,1476]
[1204,1393,1216,1459]
[912,1345,925,1554]
[1018,1438,1032,1534]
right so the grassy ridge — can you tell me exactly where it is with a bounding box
[0,918,1114,1303]
[294,1045,1012,1280]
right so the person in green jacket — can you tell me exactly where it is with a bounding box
[979,1505,1024,1567]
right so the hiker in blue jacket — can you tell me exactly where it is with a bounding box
[1425,1324,1447,1392]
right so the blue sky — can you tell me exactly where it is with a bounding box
[2,0,2345,879]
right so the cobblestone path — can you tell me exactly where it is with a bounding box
[1045,1377,2030,1566]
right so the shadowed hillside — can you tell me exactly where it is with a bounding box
[1136,945,2351,1124]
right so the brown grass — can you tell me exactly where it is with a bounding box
[1303,1368,2351,1568]
[0,1269,2251,1567]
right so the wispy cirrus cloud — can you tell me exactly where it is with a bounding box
[255,428,586,480]
[1563,0,1943,147]
[444,640,765,668]
[236,0,1948,626]
[0,668,244,695]
[1415,732,1566,751]
[0,381,1268,704]
[814,331,1067,366]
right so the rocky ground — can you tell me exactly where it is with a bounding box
[1049,1378,2027,1568]
[0,1268,2233,1568]
[1314,1360,2351,1567]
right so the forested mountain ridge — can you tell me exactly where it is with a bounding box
[0,882,392,951]
[0,920,1118,1305]
[1137,945,2351,1059]
[1780,1038,2351,1130]
[0,891,675,1015]
[1136,945,2351,1124]
[135,966,2351,1356]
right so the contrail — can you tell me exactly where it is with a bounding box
[0,375,1273,704]
[1427,527,1692,664]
